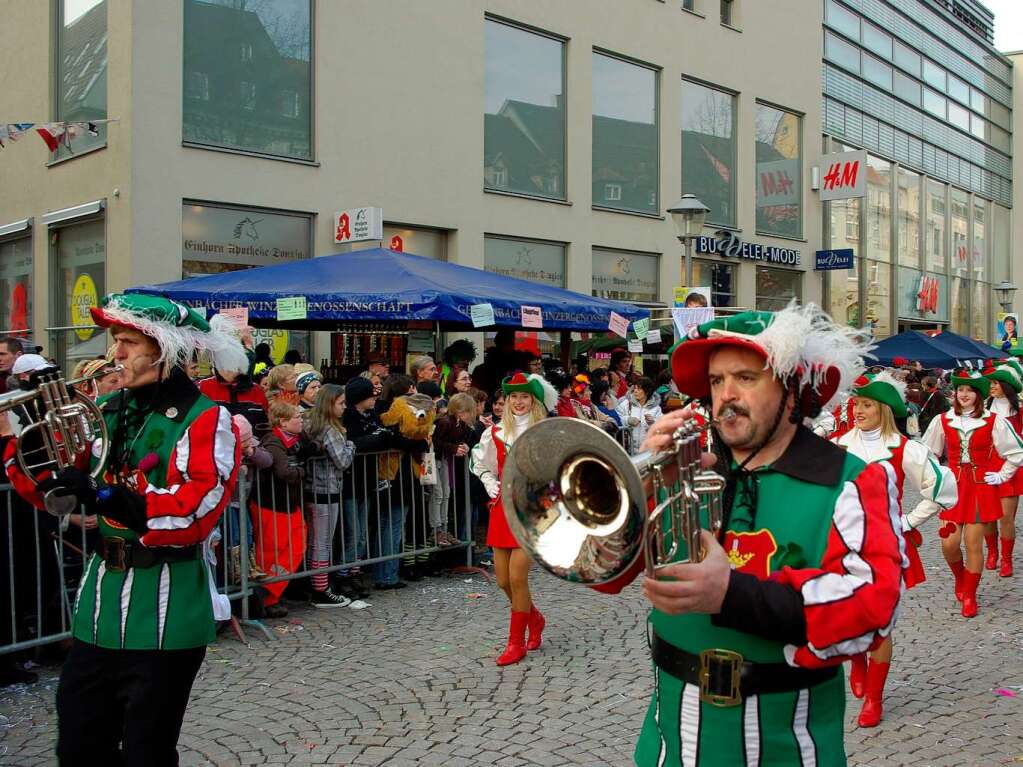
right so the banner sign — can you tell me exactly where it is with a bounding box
[695,230,801,267]
[815,248,854,271]
[819,149,867,202]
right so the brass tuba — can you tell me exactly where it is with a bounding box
[0,366,119,516]
[500,414,729,584]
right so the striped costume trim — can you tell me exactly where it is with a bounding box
[679,684,700,767]
[157,564,170,649]
[792,689,817,766]
[118,569,135,649]
[742,695,760,766]
[92,561,107,644]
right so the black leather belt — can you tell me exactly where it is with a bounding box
[100,537,198,572]
[651,632,838,707]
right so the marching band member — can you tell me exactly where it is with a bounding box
[470,372,556,666]
[921,369,1023,617]
[593,304,903,766]
[832,372,957,727]
[982,360,1023,577]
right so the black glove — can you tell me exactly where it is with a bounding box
[95,485,149,536]
[37,468,98,513]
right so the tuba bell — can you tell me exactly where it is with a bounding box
[500,413,729,585]
[0,365,119,516]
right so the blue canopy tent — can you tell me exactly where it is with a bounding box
[127,248,649,332]
[871,330,1000,368]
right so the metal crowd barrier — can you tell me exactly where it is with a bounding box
[0,446,479,655]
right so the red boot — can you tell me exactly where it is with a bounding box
[848,654,867,698]
[857,661,890,728]
[960,570,981,618]
[1000,538,1015,578]
[985,534,999,570]
[947,559,965,602]
[525,605,545,652]
[496,611,529,666]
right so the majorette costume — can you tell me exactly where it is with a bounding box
[470,372,556,666]
[832,371,957,728]
[6,294,245,763]
[982,359,1023,576]
[594,304,905,767]
[921,368,1023,617]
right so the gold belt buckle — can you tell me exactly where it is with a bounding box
[698,648,743,707]
[105,537,127,572]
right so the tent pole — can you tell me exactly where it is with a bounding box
[434,321,443,363]
[560,330,571,370]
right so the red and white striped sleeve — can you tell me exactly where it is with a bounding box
[771,461,905,669]
[139,405,240,547]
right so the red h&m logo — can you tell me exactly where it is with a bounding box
[917,275,939,314]
[760,170,795,197]
[823,159,859,191]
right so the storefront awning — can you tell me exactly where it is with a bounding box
[128,248,649,332]
[871,330,1001,368]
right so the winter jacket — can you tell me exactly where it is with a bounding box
[432,414,474,460]
[305,424,355,499]
[378,394,433,480]
[615,394,663,454]
[198,374,269,433]
[341,406,393,500]
[254,427,304,512]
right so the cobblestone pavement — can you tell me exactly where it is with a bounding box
[2,492,1022,766]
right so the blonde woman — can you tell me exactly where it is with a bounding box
[470,372,555,666]
[266,364,298,406]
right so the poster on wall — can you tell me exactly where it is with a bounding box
[675,286,712,308]
[997,312,1018,348]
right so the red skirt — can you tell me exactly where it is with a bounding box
[902,528,926,589]
[940,467,1003,524]
[486,494,520,549]
[996,460,1023,498]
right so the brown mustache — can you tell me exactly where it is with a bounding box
[716,405,749,420]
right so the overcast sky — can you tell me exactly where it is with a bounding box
[986,0,1023,53]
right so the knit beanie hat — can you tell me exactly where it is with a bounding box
[231,414,253,443]
[296,370,321,395]
[345,376,375,406]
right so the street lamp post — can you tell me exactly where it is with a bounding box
[994,280,1017,313]
[667,195,711,289]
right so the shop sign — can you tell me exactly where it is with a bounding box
[334,206,383,244]
[695,230,801,267]
[251,328,290,364]
[591,249,658,302]
[819,149,867,202]
[182,203,310,266]
[756,159,800,208]
[71,273,97,340]
[896,267,947,322]
[815,248,854,271]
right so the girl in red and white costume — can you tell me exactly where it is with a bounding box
[982,360,1023,577]
[921,369,1023,617]
[470,372,555,666]
[832,371,957,728]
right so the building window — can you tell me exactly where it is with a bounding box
[925,180,946,275]
[351,226,447,261]
[972,198,987,283]
[993,203,1010,284]
[0,237,32,338]
[824,0,859,39]
[923,88,945,119]
[922,59,946,91]
[893,71,920,107]
[182,0,312,160]
[692,259,736,307]
[54,0,108,158]
[592,52,658,215]
[281,90,299,119]
[484,236,565,288]
[950,276,968,334]
[897,167,921,270]
[592,249,660,304]
[682,0,695,10]
[755,267,801,312]
[51,218,105,373]
[947,75,969,105]
[824,31,860,73]
[864,260,891,337]
[893,40,920,77]
[720,0,733,25]
[861,54,893,91]
[860,21,892,60]
[484,19,566,200]
[755,103,801,238]
[866,155,891,263]
[681,80,736,228]
[950,188,969,279]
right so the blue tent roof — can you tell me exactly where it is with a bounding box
[128,248,650,332]
[871,330,1000,368]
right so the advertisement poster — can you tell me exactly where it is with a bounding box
[997,312,1018,348]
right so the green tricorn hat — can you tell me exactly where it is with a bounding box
[501,372,557,412]
[852,371,908,418]
[982,362,1022,393]
[951,368,991,398]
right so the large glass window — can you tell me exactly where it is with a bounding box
[861,21,892,59]
[922,59,946,91]
[866,155,891,263]
[755,267,801,312]
[971,284,988,341]
[52,219,105,372]
[950,189,969,279]
[862,54,893,90]
[993,204,1010,284]
[864,260,891,338]
[592,249,659,303]
[484,20,565,199]
[0,238,32,337]
[692,259,736,308]
[947,102,970,132]
[754,103,801,238]
[893,71,920,106]
[972,198,987,283]
[947,75,969,104]
[893,41,921,77]
[925,180,946,275]
[592,53,658,215]
[182,0,312,160]
[681,80,736,228]
[825,31,860,73]
[484,236,565,288]
[897,168,920,270]
[923,89,946,119]
[55,0,108,158]
[825,0,859,39]
[950,276,968,334]
[826,195,861,328]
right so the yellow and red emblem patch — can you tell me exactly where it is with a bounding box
[722,530,779,579]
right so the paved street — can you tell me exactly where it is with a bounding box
[2,493,1022,766]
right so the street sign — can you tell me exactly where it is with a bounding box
[819,150,867,201]
[814,248,854,270]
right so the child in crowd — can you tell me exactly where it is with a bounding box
[430,392,477,547]
[227,414,272,582]
[250,400,307,618]
[296,370,322,411]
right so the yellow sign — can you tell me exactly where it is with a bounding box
[71,274,98,341]
[673,287,687,306]
[252,328,290,364]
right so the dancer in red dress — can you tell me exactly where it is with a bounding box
[470,372,555,666]
[832,372,957,727]
[921,369,1023,617]
[982,360,1023,576]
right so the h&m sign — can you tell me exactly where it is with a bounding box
[695,230,801,267]
[819,149,867,202]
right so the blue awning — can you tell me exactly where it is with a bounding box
[128,248,650,332]
[870,330,1000,368]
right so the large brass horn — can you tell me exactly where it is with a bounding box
[0,366,120,516]
[500,414,729,585]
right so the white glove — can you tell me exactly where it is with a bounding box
[984,472,1005,486]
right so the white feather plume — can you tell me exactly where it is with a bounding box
[866,369,907,404]
[756,300,874,411]
[529,373,559,413]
